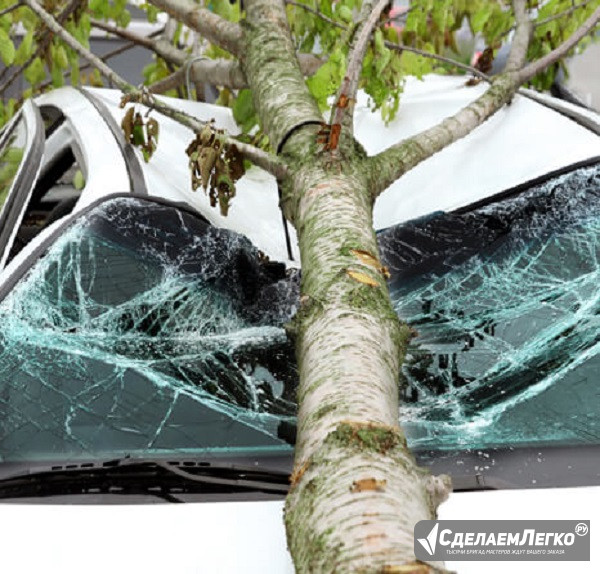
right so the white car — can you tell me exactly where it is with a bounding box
[0,75,599,573]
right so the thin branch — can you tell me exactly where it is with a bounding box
[332,0,390,135]
[90,18,160,50]
[20,0,285,177]
[385,41,491,81]
[367,0,536,199]
[0,0,80,96]
[505,0,532,73]
[147,0,243,56]
[535,0,595,28]
[91,18,191,68]
[129,93,288,178]
[519,5,600,82]
[285,0,342,29]
[22,0,131,90]
[0,1,21,17]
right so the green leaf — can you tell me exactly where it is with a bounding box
[73,170,85,190]
[374,29,385,54]
[70,56,80,85]
[232,89,257,133]
[0,28,15,66]
[471,6,491,34]
[143,3,159,23]
[51,64,64,88]
[338,5,353,24]
[306,46,346,110]
[14,31,34,66]
[24,57,45,86]
[54,44,69,69]
[89,0,108,17]
[132,123,145,147]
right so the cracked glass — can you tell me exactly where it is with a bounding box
[0,197,298,463]
[383,162,600,451]
[0,162,599,467]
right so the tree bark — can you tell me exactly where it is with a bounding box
[240,2,451,571]
[283,158,451,573]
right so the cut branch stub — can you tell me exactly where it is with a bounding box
[185,123,246,216]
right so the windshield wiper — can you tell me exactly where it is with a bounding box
[0,458,290,501]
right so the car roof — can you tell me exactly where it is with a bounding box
[32,75,600,263]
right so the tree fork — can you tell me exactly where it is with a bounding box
[282,159,451,572]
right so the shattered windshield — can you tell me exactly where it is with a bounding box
[382,162,600,451]
[0,162,599,468]
[0,198,298,463]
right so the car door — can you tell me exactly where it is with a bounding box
[0,100,44,271]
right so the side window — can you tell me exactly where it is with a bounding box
[7,106,87,264]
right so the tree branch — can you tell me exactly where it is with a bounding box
[147,0,243,56]
[0,0,80,96]
[91,18,160,50]
[505,0,532,73]
[332,0,390,136]
[22,0,131,90]
[519,5,600,82]
[366,0,536,200]
[148,52,323,94]
[242,0,322,154]
[534,0,595,29]
[0,1,21,17]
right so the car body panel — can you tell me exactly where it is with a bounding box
[0,487,597,573]
[1,77,599,574]
[362,76,600,228]
[0,101,44,271]
[34,88,132,206]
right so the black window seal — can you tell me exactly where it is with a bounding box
[0,101,45,270]
[76,88,148,196]
[451,155,600,215]
[0,192,209,304]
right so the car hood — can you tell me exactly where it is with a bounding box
[0,487,598,573]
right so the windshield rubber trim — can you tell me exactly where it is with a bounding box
[451,155,600,215]
[76,88,148,196]
[0,192,209,304]
[0,102,45,271]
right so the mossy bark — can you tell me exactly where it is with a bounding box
[240,2,451,571]
[283,160,450,573]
